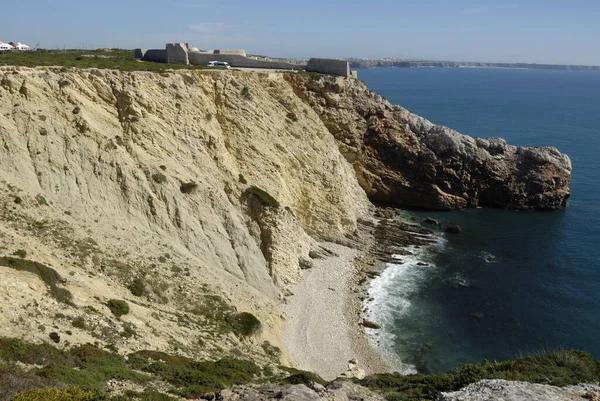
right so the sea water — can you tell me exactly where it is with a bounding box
[359,67,600,374]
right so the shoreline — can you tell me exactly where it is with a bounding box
[281,241,391,381]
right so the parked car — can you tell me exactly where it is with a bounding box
[207,61,231,69]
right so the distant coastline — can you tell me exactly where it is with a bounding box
[347,58,600,71]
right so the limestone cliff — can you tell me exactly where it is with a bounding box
[0,66,572,373]
[286,74,572,210]
[0,67,368,362]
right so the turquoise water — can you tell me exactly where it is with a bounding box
[358,68,600,374]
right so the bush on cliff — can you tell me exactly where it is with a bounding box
[226,312,262,337]
[358,349,600,400]
[11,387,94,401]
[106,299,129,318]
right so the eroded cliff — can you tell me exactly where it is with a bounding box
[286,74,572,210]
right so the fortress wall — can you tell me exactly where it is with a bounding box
[134,49,147,59]
[214,49,247,57]
[142,49,167,63]
[306,58,350,77]
[166,43,189,65]
[188,53,299,70]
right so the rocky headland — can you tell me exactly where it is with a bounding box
[0,66,585,400]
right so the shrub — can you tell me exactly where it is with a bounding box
[12,249,27,258]
[243,186,280,208]
[12,387,94,401]
[0,257,74,305]
[358,349,600,400]
[238,174,248,185]
[241,87,252,100]
[226,312,262,337]
[180,181,198,194]
[129,352,261,398]
[281,369,328,387]
[152,173,167,184]
[71,317,86,330]
[106,300,129,318]
[128,277,146,297]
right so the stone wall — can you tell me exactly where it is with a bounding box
[134,49,147,59]
[142,49,167,63]
[214,49,247,57]
[188,53,299,70]
[306,58,350,77]
[166,43,189,65]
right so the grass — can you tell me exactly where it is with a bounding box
[243,186,280,208]
[0,257,74,306]
[358,349,600,400]
[0,49,209,72]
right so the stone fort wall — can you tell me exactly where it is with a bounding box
[136,45,354,78]
[306,58,350,77]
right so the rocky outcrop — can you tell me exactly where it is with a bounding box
[286,74,571,210]
[438,380,600,401]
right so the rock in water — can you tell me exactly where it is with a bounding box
[445,225,463,234]
[286,75,572,211]
[424,217,439,225]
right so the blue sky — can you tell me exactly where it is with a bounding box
[3,0,599,65]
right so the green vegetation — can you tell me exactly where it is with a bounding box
[225,312,262,337]
[241,86,252,100]
[0,338,265,400]
[12,249,27,258]
[71,317,86,330]
[0,49,208,72]
[106,300,129,318]
[12,387,94,401]
[151,173,167,184]
[128,350,262,398]
[0,257,74,306]
[358,349,600,400]
[179,181,198,194]
[279,367,328,387]
[243,186,280,208]
[128,277,146,297]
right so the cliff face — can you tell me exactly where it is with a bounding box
[286,74,572,210]
[0,66,572,370]
[0,67,368,360]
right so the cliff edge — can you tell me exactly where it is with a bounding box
[287,74,571,210]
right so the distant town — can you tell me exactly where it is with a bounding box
[346,58,600,71]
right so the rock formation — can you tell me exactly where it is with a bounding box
[286,74,571,210]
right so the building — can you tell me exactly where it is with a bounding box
[0,42,13,51]
[13,43,31,51]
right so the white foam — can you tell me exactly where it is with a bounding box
[364,239,446,374]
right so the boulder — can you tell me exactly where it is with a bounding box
[445,225,463,234]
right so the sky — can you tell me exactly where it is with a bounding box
[2,0,600,65]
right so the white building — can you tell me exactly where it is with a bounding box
[13,43,31,51]
[0,42,13,51]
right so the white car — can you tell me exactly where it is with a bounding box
[207,61,231,69]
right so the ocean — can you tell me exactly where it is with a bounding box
[358,67,600,375]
